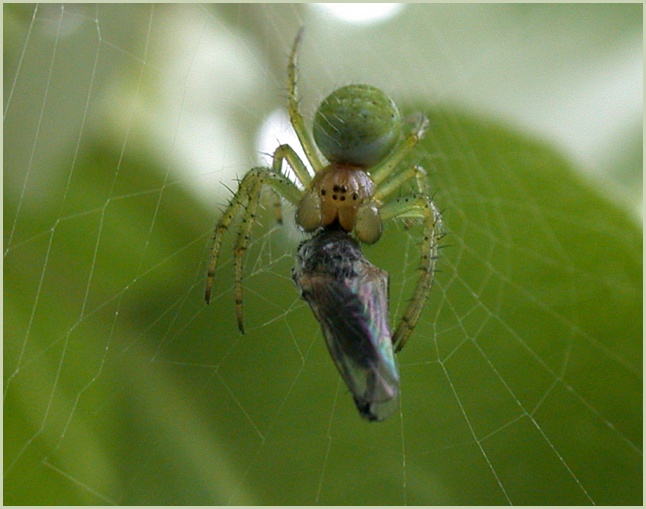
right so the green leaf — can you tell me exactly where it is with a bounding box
[4,105,641,504]
[4,5,641,504]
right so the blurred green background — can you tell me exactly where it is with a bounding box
[4,4,642,505]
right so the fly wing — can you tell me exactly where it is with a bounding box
[293,230,399,421]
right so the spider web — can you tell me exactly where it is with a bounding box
[4,4,642,505]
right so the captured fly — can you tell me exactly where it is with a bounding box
[292,228,399,421]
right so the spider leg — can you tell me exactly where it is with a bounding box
[370,114,429,187]
[413,165,431,196]
[233,177,263,333]
[374,165,430,229]
[380,194,443,352]
[374,165,428,202]
[266,140,314,225]
[288,28,325,173]
[205,167,302,332]
[272,143,312,186]
[270,188,283,224]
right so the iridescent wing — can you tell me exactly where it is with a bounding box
[293,229,399,421]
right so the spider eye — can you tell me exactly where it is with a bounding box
[313,84,401,167]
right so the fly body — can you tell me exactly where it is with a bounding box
[293,228,399,421]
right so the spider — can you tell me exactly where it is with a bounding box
[205,29,443,353]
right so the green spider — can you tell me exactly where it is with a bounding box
[205,30,443,353]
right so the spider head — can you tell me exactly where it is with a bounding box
[313,84,401,167]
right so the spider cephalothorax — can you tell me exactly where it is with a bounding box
[205,29,442,354]
[296,162,380,243]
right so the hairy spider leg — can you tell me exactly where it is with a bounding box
[266,143,313,225]
[270,188,284,225]
[373,165,429,202]
[288,28,325,173]
[232,177,263,333]
[206,29,324,332]
[373,164,431,229]
[373,161,441,350]
[204,167,302,331]
[271,143,312,186]
[370,114,430,187]
[380,195,443,352]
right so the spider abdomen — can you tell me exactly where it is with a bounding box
[313,84,401,166]
[296,163,382,244]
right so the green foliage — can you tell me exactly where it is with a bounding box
[4,3,641,504]
[4,104,641,504]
